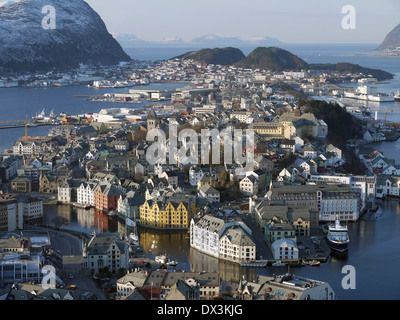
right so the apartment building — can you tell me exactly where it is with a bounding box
[83,233,129,274]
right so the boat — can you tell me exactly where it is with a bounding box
[126,218,136,228]
[73,203,91,209]
[166,259,178,267]
[394,90,400,102]
[326,218,350,253]
[107,210,117,218]
[155,254,168,264]
[32,108,45,120]
[240,260,268,268]
[309,260,321,267]
[129,233,139,242]
[271,261,286,267]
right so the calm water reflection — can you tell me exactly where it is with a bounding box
[44,198,400,300]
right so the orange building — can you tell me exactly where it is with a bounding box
[94,182,121,212]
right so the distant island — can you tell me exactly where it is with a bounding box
[235,47,308,72]
[175,46,394,80]
[175,47,246,66]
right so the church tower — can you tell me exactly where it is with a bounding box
[147,107,158,131]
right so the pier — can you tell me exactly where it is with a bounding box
[0,121,58,130]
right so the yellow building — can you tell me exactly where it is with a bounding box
[249,121,285,141]
[139,199,194,229]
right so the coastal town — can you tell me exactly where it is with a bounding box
[0,53,399,301]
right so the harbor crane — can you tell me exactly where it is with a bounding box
[383,106,394,127]
[0,119,32,141]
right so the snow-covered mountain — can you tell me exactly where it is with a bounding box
[0,0,130,73]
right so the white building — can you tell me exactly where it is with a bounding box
[116,269,149,299]
[190,215,255,263]
[238,273,336,300]
[58,180,72,204]
[77,181,99,206]
[0,253,45,287]
[13,141,41,156]
[219,227,256,262]
[376,175,400,199]
[198,184,220,203]
[18,197,43,222]
[317,186,359,222]
[189,166,209,187]
[83,233,129,274]
[271,239,299,260]
[239,175,258,196]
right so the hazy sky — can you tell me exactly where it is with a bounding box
[85,0,400,44]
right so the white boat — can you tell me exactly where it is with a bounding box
[107,210,117,217]
[326,218,350,253]
[272,261,286,267]
[126,218,136,228]
[33,108,45,120]
[129,233,139,242]
[155,254,168,264]
[394,90,400,102]
[73,203,91,209]
[166,260,178,267]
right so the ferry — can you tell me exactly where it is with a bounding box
[32,108,46,120]
[326,219,350,253]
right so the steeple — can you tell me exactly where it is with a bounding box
[147,107,158,131]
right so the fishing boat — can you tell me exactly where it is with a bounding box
[326,218,350,253]
[309,260,321,267]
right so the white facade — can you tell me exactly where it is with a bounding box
[83,234,129,274]
[77,181,98,206]
[190,215,255,263]
[189,167,209,187]
[219,228,256,262]
[13,142,41,155]
[317,190,359,222]
[239,175,258,196]
[271,239,299,260]
[18,198,43,221]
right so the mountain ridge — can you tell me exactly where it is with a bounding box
[173,46,394,80]
[377,23,400,50]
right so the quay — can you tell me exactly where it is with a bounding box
[0,122,59,129]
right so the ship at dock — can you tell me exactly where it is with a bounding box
[395,90,400,102]
[344,85,395,102]
[326,219,350,253]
